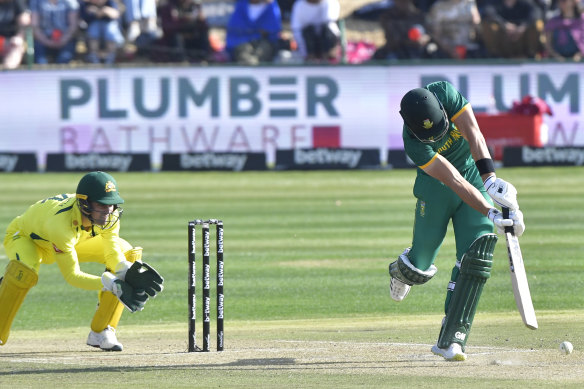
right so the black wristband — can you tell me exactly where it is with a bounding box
[475,158,495,175]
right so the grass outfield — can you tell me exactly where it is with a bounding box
[0,167,583,387]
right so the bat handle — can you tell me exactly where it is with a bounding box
[502,207,513,234]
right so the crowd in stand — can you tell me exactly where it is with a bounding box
[0,0,583,69]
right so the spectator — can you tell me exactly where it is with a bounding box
[290,0,340,62]
[123,0,158,45]
[80,0,125,64]
[374,0,443,60]
[427,0,484,59]
[225,0,282,65]
[544,0,584,60]
[534,0,553,18]
[277,0,294,21]
[0,0,29,69]
[154,0,210,62]
[30,0,79,64]
[414,0,438,11]
[481,0,544,59]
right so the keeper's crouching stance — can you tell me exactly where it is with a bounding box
[0,171,164,351]
[389,82,525,361]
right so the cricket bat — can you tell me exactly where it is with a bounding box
[503,207,538,330]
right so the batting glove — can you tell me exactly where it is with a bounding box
[487,208,513,235]
[484,176,519,210]
[509,209,525,237]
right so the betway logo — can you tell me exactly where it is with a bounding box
[294,149,362,168]
[522,147,584,165]
[180,153,247,171]
[65,154,133,171]
[0,155,18,172]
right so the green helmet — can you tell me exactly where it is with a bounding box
[76,171,124,205]
[399,88,449,143]
[76,171,124,228]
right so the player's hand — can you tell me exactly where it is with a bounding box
[487,208,513,235]
[123,261,164,298]
[102,272,148,312]
[509,209,525,237]
[484,176,519,210]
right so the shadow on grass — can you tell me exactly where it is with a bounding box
[0,355,448,376]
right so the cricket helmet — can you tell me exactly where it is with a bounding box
[76,171,124,228]
[399,88,449,143]
[76,171,124,205]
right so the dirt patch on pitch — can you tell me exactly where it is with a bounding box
[2,323,583,386]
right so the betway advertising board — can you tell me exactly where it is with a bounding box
[1,63,583,168]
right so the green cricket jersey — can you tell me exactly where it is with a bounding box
[403,81,474,174]
[401,80,493,267]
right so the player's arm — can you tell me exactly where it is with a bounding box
[453,105,492,180]
[55,249,149,312]
[55,250,103,290]
[422,154,512,231]
[98,224,127,272]
[455,104,519,210]
[423,154,491,215]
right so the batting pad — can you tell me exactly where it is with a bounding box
[389,252,437,286]
[0,260,39,345]
[91,290,125,332]
[437,234,497,351]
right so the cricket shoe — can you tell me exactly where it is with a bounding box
[87,325,123,351]
[389,248,412,302]
[431,343,467,361]
[389,277,411,302]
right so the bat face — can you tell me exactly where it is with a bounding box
[507,233,521,273]
[505,231,538,330]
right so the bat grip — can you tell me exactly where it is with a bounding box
[502,207,513,234]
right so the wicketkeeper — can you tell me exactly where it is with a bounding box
[389,81,526,361]
[0,171,164,351]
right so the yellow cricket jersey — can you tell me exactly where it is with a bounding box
[6,193,125,290]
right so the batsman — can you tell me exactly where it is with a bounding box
[388,81,525,361]
[0,171,164,351]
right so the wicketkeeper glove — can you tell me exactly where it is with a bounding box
[484,176,519,210]
[102,272,148,313]
[116,261,164,298]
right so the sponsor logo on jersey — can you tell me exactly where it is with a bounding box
[436,128,462,154]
